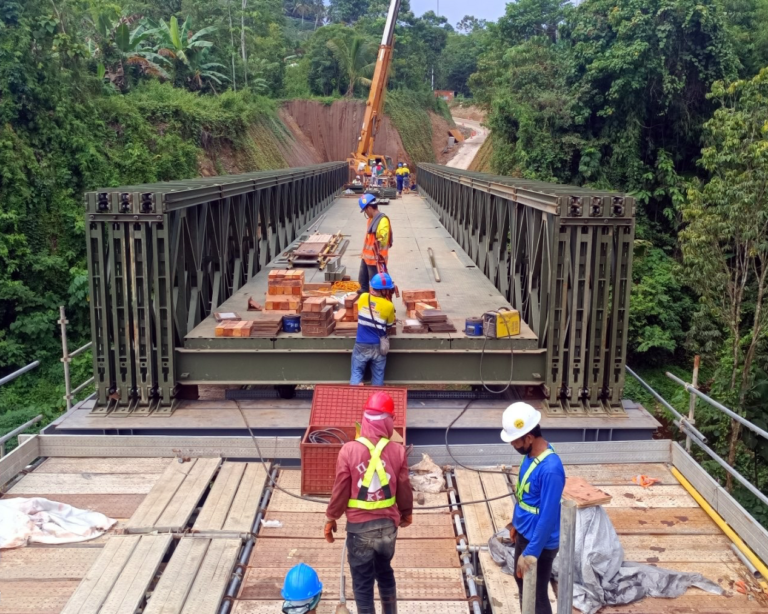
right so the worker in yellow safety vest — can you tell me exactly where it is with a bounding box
[324,392,413,614]
[357,193,393,295]
[501,402,565,614]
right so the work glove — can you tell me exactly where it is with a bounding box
[516,554,537,579]
[399,514,413,528]
[324,518,337,543]
[504,522,517,543]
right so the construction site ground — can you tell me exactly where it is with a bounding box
[2,457,766,614]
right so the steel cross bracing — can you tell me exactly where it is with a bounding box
[417,164,635,414]
[85,163,347,414]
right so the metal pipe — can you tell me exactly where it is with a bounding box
[219,466,278,614]
[686,356,700,453]
[445,471,484,614]
[59,306,72,412]
[0,361,39,387]
[71,376,95,398]
[556,500,577,614]
[456,545,489,553]
[666,371,768,442]
[731,543,760,578]
[0,414,42,458]
[521,559,537,614]
[626,366,708,443]
[69,341,93,359]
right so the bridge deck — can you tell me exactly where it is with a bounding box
[185,192,538,350]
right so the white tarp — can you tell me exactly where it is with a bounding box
[488,506,722,614]
[0,497,116,549]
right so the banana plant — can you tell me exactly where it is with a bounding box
[187,48,231,92]
[148,16,218,67]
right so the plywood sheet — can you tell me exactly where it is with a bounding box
[0,580,80,614]
[222,463,268,533]
[8,473,157,495]
[558,463,676,485]
[598,594,767,614]
[239,567,466,601]
[233,601,470,614]
[249,538,460,569]
[144,538,211,614]
[37,457,171,474]
[2,493,146,519]
[181,538,241,614]
[454,469,495,545]
[660,561,764,594]
[479,472,514,532]
[0,546,101,580]
[621,534,738,564]
[607,507,720,534]
[100,534,172,614]
[600,485,695,508]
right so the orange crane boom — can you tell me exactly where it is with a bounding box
[348,0,401,181]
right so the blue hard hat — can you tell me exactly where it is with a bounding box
[371,273,395,290]
[398,162,403,167]
[359,193,377,211]
[282,563,323,602]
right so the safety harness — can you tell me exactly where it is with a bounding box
[347,436,396,510]
[515,448,554,515]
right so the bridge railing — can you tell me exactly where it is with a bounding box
[417,164,635,413]
[84,163,347,414]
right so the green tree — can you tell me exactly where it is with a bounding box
[326,34,374,96]
[680,68,768,489]
[149,16,219,86]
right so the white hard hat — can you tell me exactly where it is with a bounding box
[500,402,541,443]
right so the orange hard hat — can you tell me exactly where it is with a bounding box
[364,391,395,415]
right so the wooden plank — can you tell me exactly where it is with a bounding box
[100,534,173,614]
[233,602,471,614]
[563,476,612,507]
[156,458,221,531]
[1,493,146,519]
[600,485,696,508]
[194,462,246,531]
[480,552,520,614]
[249,538,460,569]
[621,533,739,563]
[61,535,141,614]
[222,463,268,533]
[454,469,495,545]
[413,491,451,514]
[479,472,514,533]
[125,460,194,531]
[258,512,455,539]
[239,567,467,601]
[8,473,157,495]
[0,580,80,614]
[181,538,241,614]
[0,547,101,580]
[144,538,211,614]
[36,458,172,474]
[599,595,767,614]
[526,463,677,485]
[607,507,720,535]
[660,561,764,594]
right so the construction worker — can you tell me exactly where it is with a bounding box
[401,163,411,192]
[324,392,414,614]
[395,163,405,195]
[350,273,396,386]
[501,402,565,614]
[281,563,323,614]
[357,193,392,295]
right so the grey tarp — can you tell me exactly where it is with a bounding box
[487,506,722,614]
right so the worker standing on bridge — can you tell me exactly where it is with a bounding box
[395,163,406,196]
[324,392,413,614]
[350,273,395,386]
[357,193,392,295]
[501,402,565,614]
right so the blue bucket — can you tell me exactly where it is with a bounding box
[465,317,483,337]
[283,314,301,333]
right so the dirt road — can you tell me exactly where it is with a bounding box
[446,117,488,170]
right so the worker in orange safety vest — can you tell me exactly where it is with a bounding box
[357,193,393,295]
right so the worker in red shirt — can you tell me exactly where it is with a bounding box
[324,392,413,614]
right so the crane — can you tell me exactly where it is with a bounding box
[347,0,401,182]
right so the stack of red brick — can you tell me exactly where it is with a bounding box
[301,297,336,337]
[403,289,440,318]
[265,270,304,313]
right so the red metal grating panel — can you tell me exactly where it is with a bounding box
[310,385,408,428]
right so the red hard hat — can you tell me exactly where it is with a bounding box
[364,391,395,415]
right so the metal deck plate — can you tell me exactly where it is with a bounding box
[259,512,455,539]
[1,493,146,519]
[0,547,101,580]
[0,580,80,614]
[267,488,329,513]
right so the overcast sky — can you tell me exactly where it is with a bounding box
[409,0,506,28]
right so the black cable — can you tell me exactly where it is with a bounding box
[478,309,515,394]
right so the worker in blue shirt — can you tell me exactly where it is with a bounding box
[500,402,565,614]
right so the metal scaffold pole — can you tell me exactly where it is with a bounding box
[557,500,577,614]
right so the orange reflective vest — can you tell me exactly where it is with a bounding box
[361,213,392,266]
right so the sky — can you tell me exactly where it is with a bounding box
[409,0,506,28]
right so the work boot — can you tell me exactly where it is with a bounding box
[380,594,397,614]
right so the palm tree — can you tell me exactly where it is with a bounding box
[148,16,217,67]
[326,36,375,97]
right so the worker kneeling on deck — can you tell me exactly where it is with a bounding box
[501,402,565,614]
[358,193,393,295]
[324,392,414,614]
[350,273,396,387]
[281,563,323,614]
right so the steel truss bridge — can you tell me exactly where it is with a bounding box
[84,163,634,416]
